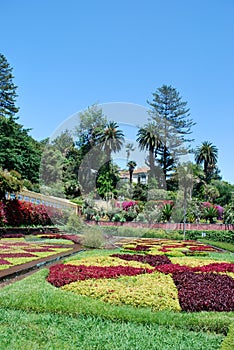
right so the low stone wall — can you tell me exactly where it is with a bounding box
[86,221,234,231]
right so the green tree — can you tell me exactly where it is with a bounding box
[97,121,124,161]
[0,54,41,184]
[96,162,119,199]
[195,141,218,182]
[127,160,137,184]
[76,104,107,152]
[40,144,65,196]
[75,105,107,194]
[0,168,22,200]
[148,85,195,180]
[211,180,234,206]
[0,54,19,118]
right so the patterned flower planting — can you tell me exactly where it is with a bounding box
[47,264,154,287]
[0,239,73,270]
[173,272,234,312]
[46,238,234,312]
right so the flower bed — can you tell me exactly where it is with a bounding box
[46,238,234,312]
[0,239,73,271]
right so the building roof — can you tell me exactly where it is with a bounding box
[119,166,149,178]
[132,166,150,174]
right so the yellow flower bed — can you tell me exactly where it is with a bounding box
[62,271,181,312]
[66,256,154,270]
[170,257,225,267]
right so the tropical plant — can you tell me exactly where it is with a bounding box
[97,121,124,161]
[223,202,234,224]
[195,141,218,182]
[125,142,135,164]
[161,203,174,222]
[202,205,218,223]
[127,160,137,184]
[136,122,161,179]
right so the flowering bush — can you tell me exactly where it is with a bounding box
[0,199,65,227]
[122,201,137,211]
[201,202,224,221]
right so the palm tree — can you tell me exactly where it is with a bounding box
[195,141,218,182]
[127,160,137,184]
[98,121,124,160]
[136,122,161,178]
[125,143,135,165]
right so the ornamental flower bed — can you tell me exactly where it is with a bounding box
[0,239,73,271]
[47,264,154,287]
[46,238,234,313]
[173,271,234,312]
[121,238,219,257]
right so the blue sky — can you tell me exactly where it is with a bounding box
[1,0,234,183]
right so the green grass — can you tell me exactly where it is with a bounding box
[200,239,234,253]
[0,269,233,335]
[221,323,234,350]
[0,308,223,350]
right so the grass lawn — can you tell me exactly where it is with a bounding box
[0,238,233,349]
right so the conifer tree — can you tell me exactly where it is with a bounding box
[148,85,195,182]
[0,54,19,119]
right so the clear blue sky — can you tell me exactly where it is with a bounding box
[1,0,234,183]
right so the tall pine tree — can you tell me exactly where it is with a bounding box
[0,54,41,184]
[148,85,195,184]
[0,54,19,119]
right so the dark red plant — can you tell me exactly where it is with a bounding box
[172,271,234,312]
[47,264,154,287]
[111,253,171,267]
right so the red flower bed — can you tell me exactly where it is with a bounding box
[0,252,36,258]
[0,258,12,265]
[1,234,25,238]
[189,245,217,252]
[193,262,234,273]
[24,248,54,253]
[173,271,234,312]
[111,253,171,267]
[128,245,152,252]
[155,262,234,274]
[6,242,29,246]
[47,264,154,287]
[156,264,191,274]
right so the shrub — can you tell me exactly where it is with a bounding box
[65,213,84,233]
[80,226,104,248]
